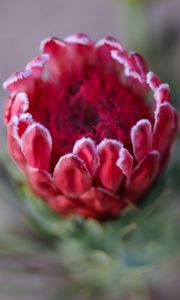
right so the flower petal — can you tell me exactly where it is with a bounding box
[25,54,49,77]
[131,119,152,161]
[154,83,171,104]
[153,103,176,155]
[128,150,160,193]
[111,50,142,82]
[21,123,52,171]
[10,92,29,118]
[130,52,148,80]
[3,70,33,92]
[116,147,133,179]
[111,49,148,98]
[48,195,78,216]
[40,37,67,77]
[7,116,26,170]
[53,154,92,197]
[65,33,95,67]
[146,71,161,90]
[18,113,34,137]
[73,137,99,177]
[40,37,67,54]
[3,93,16,124]
[81,187,125,216]
[27,167,58,198]
[65,33,93,45]
[96,37,126,72]
[96,36,124,51]
[97,139,124,192]
[7,113,33,171]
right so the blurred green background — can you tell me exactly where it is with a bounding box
[0,0,180,299]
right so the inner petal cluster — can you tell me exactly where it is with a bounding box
[27,57,152,172]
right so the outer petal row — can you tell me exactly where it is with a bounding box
[48,187,125,219]
[52,138,133,197]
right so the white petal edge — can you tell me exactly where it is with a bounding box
[3,70,32,90]
[20,122,52,150]
[111,50,143,83]
[26,54,49,70]
[96,37,124,51]
[97,138,123,153]
[65,34,93,45]
[39,37,66,53]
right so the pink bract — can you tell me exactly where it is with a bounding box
[3,33,178,220]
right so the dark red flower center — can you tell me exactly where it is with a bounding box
[28,59,152,172]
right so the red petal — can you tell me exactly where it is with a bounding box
[154,83,170,104]
[153,103,176,155]
[73,137,99,177]
[40,37,67,54]
[25,54,49,77]
[111,50,148,98]
[131,119,152,161]
[3,94,16,124]
[128,151,160,193]
[146,72,161,90]
[96,36,124,51]
[81,187,125,216]
[96,37,126,73]
[53,154,92,197]
[40,37,67,77]
[130,52,148,79]
[116,147,133,179]
[65,33,93,45]
[28,167,58,198]
[21,123,52,171]
[48,195,78,216]
[10,92,29,118]
[3,70,33,93]
[111,50,142,82]
[65,33,95,68]
[18,113,33,137]
[97,139,124,192]
[7,116,26,170]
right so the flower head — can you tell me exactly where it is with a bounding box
[3,33,178,220]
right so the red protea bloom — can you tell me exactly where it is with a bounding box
[3,33,178,220]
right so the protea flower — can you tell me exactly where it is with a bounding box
[3,33,178,220]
